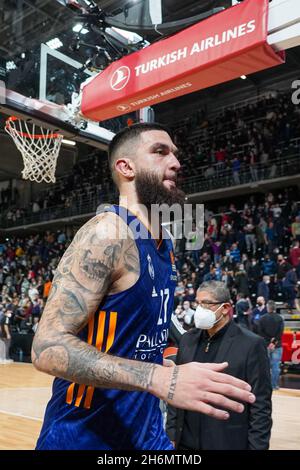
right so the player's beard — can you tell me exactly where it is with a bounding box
[135,170,186,210]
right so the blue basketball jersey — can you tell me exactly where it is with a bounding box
[36,205,177,450]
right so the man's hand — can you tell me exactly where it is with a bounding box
[151,361,256,420]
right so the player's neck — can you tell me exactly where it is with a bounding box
[119,194,161,241]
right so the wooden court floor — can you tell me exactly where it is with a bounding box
[0,363,299,450]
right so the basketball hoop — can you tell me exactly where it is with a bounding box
[5,116,63,183]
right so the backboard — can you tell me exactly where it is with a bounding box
[0,1,118,150]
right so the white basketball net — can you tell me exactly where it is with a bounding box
[5,117,63,183]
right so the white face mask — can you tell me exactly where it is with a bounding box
[194,304,224,330]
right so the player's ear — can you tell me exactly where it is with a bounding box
[115,158,135,180]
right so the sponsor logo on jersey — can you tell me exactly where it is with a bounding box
[134,329,169,361]
[152,286,158,297]
[147,254,155,280]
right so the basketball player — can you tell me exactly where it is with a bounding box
[32,123,256,450]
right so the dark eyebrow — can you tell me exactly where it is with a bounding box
[149,142,179,157]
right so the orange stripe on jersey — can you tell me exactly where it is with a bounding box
[75,383,86,407]
[105,312,118,352]
[96,311,106,349]
[84,311,117,409]
[87,315,95,345]
[66,382,75,405]
[157,239,163,250]
[67,315,95,406]
[83,311,106,409]
[83,385,94,410]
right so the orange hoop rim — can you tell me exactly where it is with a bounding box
[5,116,62,139]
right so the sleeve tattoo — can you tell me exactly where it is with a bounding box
[32,215,158,392]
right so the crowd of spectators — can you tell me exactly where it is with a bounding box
[173,187,300,330]
[174,90,300,183]
[1,89,300,226]
[0,230,70,360]
[0,153,115,225]
[1,187,300,362]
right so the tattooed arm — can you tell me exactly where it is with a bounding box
[32,212,162,392]
[32,212,256,418]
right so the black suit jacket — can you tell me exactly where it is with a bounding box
[166,321,272,450]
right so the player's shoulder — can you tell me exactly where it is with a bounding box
[76,210,130,244]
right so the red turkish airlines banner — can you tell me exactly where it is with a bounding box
[81,0,284,122]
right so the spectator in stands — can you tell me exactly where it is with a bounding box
[186,222,202,265]
[32,201,40,213]
[262,255,276,277]
[257,276,270,302]
[214,263,222,282]
[232,157,241,185]
[211,240,222,264]
[215,147,226,175]
[167,281,272,450]
[203,265,217,282]
[289,240,300,278]
[181,300,195,327]
[0,304,13,361]
[276,254,291,289]
[282,267,298,308]
[183,285,196,303]
[271,203,282,219]
[265,222,277,255]
[220,211,230,228]
[204,165,215,179]
[247,258,262,295]
[207,218,218,241]
[31,298,43,326]
[235,292,251,329]
[57,231,66,244]
[251,296,267,333]
[229,204,241,229]
[295,285,300,311]
[28,281,39,303]
[221,250,234,271]
[258,300,284,390]
[291,216,300,241]
[249,150,258,182]
[223,266,235,287]
[174,280,185,305]
[234,265,250,298]
[244,218,256,254]
[195,261,209,287]
[230,243,241,264]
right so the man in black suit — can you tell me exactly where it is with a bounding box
[166,280,272,450]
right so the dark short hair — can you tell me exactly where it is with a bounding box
[267,300,276,312]
[108,122,173,175]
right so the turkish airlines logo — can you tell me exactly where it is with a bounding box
[110,66,130,91]
[117,104,131,112]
